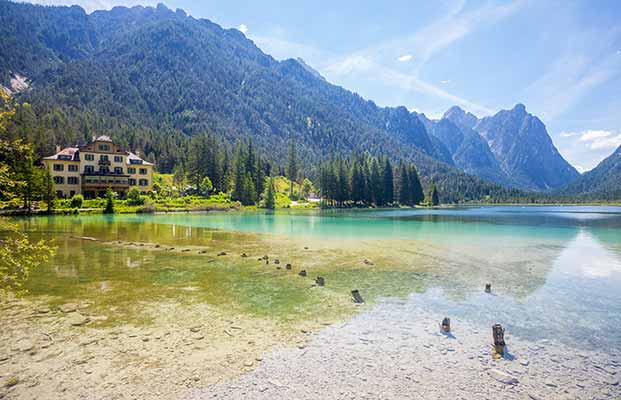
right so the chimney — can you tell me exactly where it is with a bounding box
[55,145,61,153]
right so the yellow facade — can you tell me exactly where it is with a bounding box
[43,136,154,199]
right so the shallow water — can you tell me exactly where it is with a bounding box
[14,206,621,351]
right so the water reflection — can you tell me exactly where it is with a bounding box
[13,206,621,350]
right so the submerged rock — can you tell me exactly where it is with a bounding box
[488,369,518,385]
[285,263,292,270]
[59,303,78,313]
[68,314,91,326]
[217,252,227,256]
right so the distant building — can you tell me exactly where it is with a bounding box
[42,135,154,199]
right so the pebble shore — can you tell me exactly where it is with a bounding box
[190,298,620,400]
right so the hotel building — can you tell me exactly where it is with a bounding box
[42,135,154,199]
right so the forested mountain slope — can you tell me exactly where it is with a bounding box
[0,1,561,202]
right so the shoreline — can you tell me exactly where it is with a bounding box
[191,298,620,400]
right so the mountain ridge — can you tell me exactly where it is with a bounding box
[0,1,585,200]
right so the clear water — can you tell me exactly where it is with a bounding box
[14,206,621,351]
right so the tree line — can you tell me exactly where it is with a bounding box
[318,154,434,207]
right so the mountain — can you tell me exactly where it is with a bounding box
[559,145,621,200]
[474,104,579,191]
[420,110,511,186]
[0,0,532,204]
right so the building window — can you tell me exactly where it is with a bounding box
[84,165,94,174]
[85,154,94,161]
[114,155,123,162]
[56,190,64,198]
[68,177,79,185]
[53,164,64,171]
[128,167,136,174]
[99,144,110,151]
[129,178,137,186]
[68,164,78,172]
[139,179,148,186]
[100,167,110,174]
[100,155,109,161]
[53,176,64,184]
[114,167,124,174]
[129,159,143,165]
[139,168,147,175]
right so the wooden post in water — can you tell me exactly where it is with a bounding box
[441,317,451,333]
[298,270,307,277]
[492,324,505,355]
[315,276,325,286]
[286,263,292,270]
[485,283,492,293]
[351,289,364,304]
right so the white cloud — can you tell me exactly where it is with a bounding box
[397,54,413,62]
[559,131,580,138]
[578,130,613,142]
[238,24,248,35]
[440,80,451,84]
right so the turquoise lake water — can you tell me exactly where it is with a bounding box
[18,206,621,350]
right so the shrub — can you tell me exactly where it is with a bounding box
[103,188,115,214]
[70,194,84,209]
[126,187,144,206]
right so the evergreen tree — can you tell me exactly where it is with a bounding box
[398,162,410,205]
[428,183,440,206]
[41,167,55,213]
[264,177,276,209]
[104,188,115,214]
[409,165,424,205]
[370,158,383,206]
[383,158,394,206]
[286,139,298,197]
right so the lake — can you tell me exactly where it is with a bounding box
[18,205,621,352]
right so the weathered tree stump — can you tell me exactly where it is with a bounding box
[285,263,292,270]
[217,251,227,256]
[241,253,248,258]
[274,259,280,264]
[315,276,325,286]
[262,255,269,260]
[485,283,492,293]
[298,270,307,277]
[492,323,505,354]
[441,317,451,333]
[351,289,364,304]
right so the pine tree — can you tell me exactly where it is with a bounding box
[42,167,55,213]
[398,162,410,205]
[383,158,394,206]
[264,177,276,209]
[428,183,440,206]
[409,165,424,205]
[370,158,383,206]
[104,188,115,214]
[286,139,298,197]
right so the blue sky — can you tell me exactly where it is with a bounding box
[28,0,621,172]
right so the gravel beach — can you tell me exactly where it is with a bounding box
[190,297,620,400]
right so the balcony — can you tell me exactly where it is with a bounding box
[98,159,111,166]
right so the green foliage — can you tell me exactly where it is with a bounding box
[126,187,144,206]
[318,153,423,207]
[263,177,276,209]
[70,193,84,208]
[0,218,55,296]
[427,184,440,206]
[103,188,115,214]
